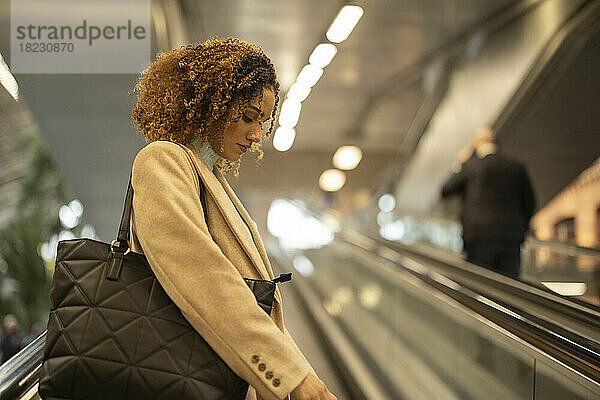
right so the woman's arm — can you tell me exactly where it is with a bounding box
[131,141,311,400]
[283,327,318,378]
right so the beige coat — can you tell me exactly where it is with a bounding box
[129,141,314,400]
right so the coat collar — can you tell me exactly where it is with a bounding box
[213,168,275,279]
[181,144,274,282]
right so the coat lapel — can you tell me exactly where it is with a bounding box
[214,169,275,280]
[181,144,273,283]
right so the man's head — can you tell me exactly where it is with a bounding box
[472,127,497,158]
[472,127,496,147]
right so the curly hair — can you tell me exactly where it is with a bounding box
[131,37,280,174]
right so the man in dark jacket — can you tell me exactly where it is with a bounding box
[441,128,536,279]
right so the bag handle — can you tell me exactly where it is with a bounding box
[111,174,134,250]
[107,143,208,279]
[106,142,291,285]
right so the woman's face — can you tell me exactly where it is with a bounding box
[212,88,276,161]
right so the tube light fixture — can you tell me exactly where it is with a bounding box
[333,145,362,170]
[287,82,311,102]
[296,64,323,88]
[293,255,315,277]
[326,5,364,43]
[319,169,346,192]
[309,43,337,68]
[378,194,396,212]
[0,53,19,101]
[278,98,302,128]
[273,126,296,152]
[59,205,80,229]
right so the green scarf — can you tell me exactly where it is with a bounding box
[192,136,219,170]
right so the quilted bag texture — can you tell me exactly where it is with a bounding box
[38,169,288,400]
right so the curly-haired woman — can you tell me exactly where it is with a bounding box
[130,37,337,400]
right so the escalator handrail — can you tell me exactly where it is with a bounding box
[296,200,600,322]
[525,235,600,257]
[344,211,600,323]
[293,201,600,383]
[0,333,45,400]
[422,266,600,379]
[340,225,600,383]
[355,224,600,326]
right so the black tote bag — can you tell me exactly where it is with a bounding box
[38,154,292,400]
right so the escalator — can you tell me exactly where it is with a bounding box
[1,208,599,399]
[2,2,600,399]
[268,208,600,399]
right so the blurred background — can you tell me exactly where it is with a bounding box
[0,0,599,399]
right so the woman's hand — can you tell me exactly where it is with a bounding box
[290,371,337,400]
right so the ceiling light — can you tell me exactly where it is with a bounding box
[378,194,396,212]
[59,205,80,229]
[333,145,362,170]
[39,242,55,263]
[326,5,364,43]
[287,82,311,102]
[273,126,296,152]
[278,99,302,128]
[267,199,334,250]
[322,214,341,233]
[541,282,587,296]
[379,220,407,242]
[359,283,383,309]
[0,53,19,101]
[58,230,75,241]
[80,224,97,239]
[332,286,354,305]
[323,300,342,316]
[309,43,337,68]
[377,210,394,226]
[68,199,84,218]
[293,255,314,277]
[319,169,346,192]
[296,64,323,88]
